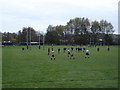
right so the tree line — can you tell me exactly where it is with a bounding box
[2,17,119,45]
[45,17,116,45]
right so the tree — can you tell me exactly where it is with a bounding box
[2,17,116,45]
[45,30,60,45]
[99,20,114,34]
[66,17,90,45]
[18,30,22,44]
[11,33,18,44]
[91,21,100,44]
[55,25,65,44]
[45,25,60,45]
[99,20,114,45]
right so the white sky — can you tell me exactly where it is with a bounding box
[0,0,119,34]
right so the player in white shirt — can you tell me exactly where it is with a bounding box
[51,50,55,60]
[67,48,71,57]
[85,49,90,58]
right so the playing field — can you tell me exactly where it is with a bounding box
[2,45,118,88]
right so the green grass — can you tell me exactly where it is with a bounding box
[2,45,118,88]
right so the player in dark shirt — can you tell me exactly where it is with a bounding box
[22,47,24,52]
[48,48,50,55]
[97,48,100,52]
[63,48,66,53]
[58,48,60,53]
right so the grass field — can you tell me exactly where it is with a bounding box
[2,45,118,88]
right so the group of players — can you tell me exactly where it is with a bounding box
[48,47,90,60]
[21,46,110,60]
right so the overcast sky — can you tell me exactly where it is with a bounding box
[0,0,119,34]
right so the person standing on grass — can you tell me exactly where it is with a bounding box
[70,52,75,60]
[71,47,74,52]
[48,48,50,55]
[63,48,66,53]
[67,48,71,57]
[58,48,60,53]
[52,48,53,51]
[85,49,90,58]
[108,47,110,52]
[83,47,86,52]
[51,49,55,60]
[78,48,82,52]
[97,47,100,52]
[22,47,25,52]
[80,48,82,52]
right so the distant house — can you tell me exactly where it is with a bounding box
[2,41,13,45]
[30,42,39,45]
[19,42,43,45]
[112,34,119,45]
